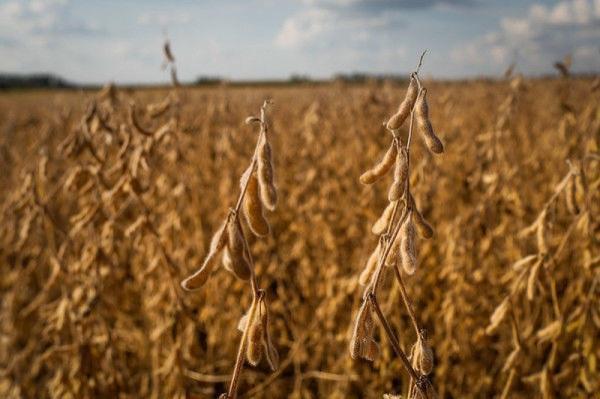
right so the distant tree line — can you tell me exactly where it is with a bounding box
[332,72,411,83]
[0,73,74,90]
[3,71,596,91]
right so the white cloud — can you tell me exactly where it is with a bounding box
[275,0,472,49]
[0,0,98,42]
[6,0,595,83]
[276,9,332,47]
[0,0,155,84]
[452,0,600,74]
[300,0,474,10]
[275,8,398,48]
[29,0,67,14]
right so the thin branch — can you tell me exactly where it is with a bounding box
[241,317,318,398]
[301,371,359,382]
[391,262,420,335]
[224,100,273,399]
[226,291,264,398]
[415,50,428,75]
[183,369,231,383]
[368,294,422,384]
[356,53,435,399]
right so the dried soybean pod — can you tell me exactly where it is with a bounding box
[540,367,555,399]
[349,322,363,360]
[242,170,270,237]
[502,347,521,372]
[181,220,228,290]
[181,254,217,290]
[245,116,261,124]
[386,232,402,267]
[237,312,250,332]
[163,40,175,63]
[536,209,548,255]
[359,242,381,286]
[487,298,510,334]
[257,134,277,211]
[414,336,434,375]
[128,102,153,136]
[387,76,418,130]
[416,89,444,154]
[360,141,398,185]
[536,320,562,343]
[565,174,579,215]
[246,319,263,366]
[264,335,279,371]
[409,194,434,239]
[372,202,395,235]
[511,254,539,271]
[222,247,234,273]
[388,145,409,202]
[225,216,252,280]
[349,300,374,360]
[527,258,543,301]
[259,298,279,371]
[364,339,380,361]
[400,213,418,275]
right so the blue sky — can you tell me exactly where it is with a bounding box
[0,0,599,83]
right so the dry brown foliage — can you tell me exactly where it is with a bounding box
[0,71,598,398]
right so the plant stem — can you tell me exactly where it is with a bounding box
[369,206,409,295]
[225,100,272,398]
[391,262,420,335]
[368,293,426,398]
[362,63,433,398]
[226,291,262,398]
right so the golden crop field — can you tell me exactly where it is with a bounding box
[0,76,598,399]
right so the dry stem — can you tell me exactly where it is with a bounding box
[225,100,272,399]
[359,57,434,398]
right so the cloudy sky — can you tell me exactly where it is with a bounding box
[0,0,599,84]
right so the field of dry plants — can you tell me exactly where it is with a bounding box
[0,74,599,398]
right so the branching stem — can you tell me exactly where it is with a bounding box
[225,100,272,399]
[359,53,435,399]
